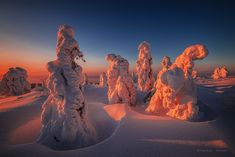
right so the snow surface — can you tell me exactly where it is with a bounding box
[0,77,235,156]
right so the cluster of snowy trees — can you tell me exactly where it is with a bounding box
[0,67,31,96]
[2,24,231,145]
[211,66,229,79]
[0,22,233,150]
[146,45,209,120]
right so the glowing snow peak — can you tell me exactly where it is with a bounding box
[146,44,209,120]
[99,72,107,87]
[136,41,154,92]
[106,54,136,105]
[212,66,229,79]
[0,67,31,96]
[38,25,95,146]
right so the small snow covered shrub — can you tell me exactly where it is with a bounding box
[136,41,154,92]
[146,45,209,120]
[38,25,96,148]
[0,67,31,96]
[106,54,136,105]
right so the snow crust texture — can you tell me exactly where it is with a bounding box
[38,25,96,148]
[146,45,209,120]
[0,67,31,96]
[136,41,154,92]
[106,54,136,105]
[212,66,229,80]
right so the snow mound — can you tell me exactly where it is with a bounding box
[0,67,31,96]
[37,25,96,149]
[212,66,229,80]
[146,44,209,120]
[136,41,154,92]
[106,54,136,105]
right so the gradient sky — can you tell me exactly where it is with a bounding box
[0,0,235,82]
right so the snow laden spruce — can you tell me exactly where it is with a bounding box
[0,67,31,96]
[146,45,209,120]
[38,25,96,149]
[136,41,154,92]
[106,54,136,105]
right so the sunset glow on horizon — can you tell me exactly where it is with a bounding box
[1,0,235,83]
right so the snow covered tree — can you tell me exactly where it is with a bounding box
[99,72,107,87]
[145,56,172,103]
[146,45,209,120]
[106,54,136,105]
[38,25,95,147]
[212,66,229,79]
[136,41,154,92]
[0,67,31,96]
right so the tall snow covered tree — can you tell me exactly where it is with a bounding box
[106,54,136,105]
[136,41,154,92]
[38,25,95,147]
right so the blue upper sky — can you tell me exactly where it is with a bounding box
[0,0,235,77]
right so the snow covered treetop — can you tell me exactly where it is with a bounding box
[56,24,85,64]
[174,44,209,77]
[137,41,151,60]
[161,56,172,69]
[138,41,150,51]
[5,67,28,79]
[106,54,129,73]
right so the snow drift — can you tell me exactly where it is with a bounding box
[0,67,31,96]
[146,44,209,120]
[106,54,136,105]
[212,66,229,80]
[38,25,96,149]
[136,41,154,92]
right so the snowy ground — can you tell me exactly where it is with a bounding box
[0,77,235,157]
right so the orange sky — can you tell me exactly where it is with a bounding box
[1,35,234,83]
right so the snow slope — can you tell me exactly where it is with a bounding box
[0,79,235,157]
